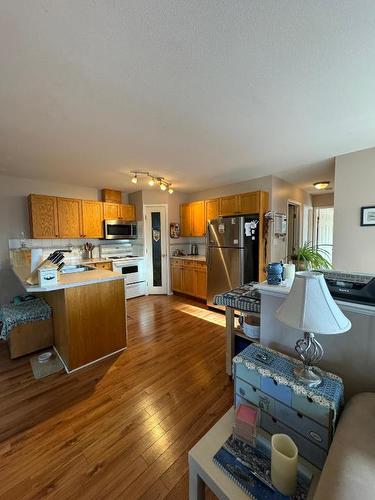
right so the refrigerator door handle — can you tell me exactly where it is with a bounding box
[239,248,245,285]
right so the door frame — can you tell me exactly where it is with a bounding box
[143,204,170,295]
[286,199,302,258]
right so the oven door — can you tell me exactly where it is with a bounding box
[104,220,137,240]
[113,262,141,284]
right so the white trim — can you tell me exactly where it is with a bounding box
[143,204,170,294]
[53,345,127,374]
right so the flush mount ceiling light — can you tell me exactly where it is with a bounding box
[313,181,330,190]
[130,171,174,194]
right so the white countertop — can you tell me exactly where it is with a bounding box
[170,255,206,262]
[12,265,125,293]
[256,281,375,316]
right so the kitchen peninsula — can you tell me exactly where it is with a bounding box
[12,264,127,372]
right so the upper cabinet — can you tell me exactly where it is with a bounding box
[191,201,206,236]
[180,201,206,237]
[81,200,104,238]
[119,204,136,221]
[103,202,120,220]
[180,203,192,237]
[29,194,135,239]
[205,199,219,223]
[57,197,83,238]
[29,195,59,239]
[218,191,262,216]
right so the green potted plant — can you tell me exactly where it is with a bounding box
[291,242,332,271]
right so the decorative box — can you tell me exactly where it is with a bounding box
[233,343,344,469]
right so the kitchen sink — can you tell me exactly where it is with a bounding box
[60,265,95,274]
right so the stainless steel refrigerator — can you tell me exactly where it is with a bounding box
[206,216,260,308]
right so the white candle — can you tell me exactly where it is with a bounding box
[271,433,298,496]
[283,263,296,282]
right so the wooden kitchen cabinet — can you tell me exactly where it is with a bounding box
[81,200,104,238]
[195,263,207,299]
[29,194,59,238]
[119,204,136,221]
[57,197,83,238]
[219,195,239,216]
[191,201,206,236]
[94,262,113,271]
[171,260,183,292]
[171,258,207,300]
[180,203,192,237]
[205,198,219,223]
[238,191,260,215]
[103,202,120,220]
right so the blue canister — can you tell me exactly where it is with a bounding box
[266,262,284,285]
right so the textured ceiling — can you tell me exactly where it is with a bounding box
[0,1,374,193]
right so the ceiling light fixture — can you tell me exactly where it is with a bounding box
[313,181,330,190]
[130,171,174,194]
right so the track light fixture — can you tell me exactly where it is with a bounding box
[129,171,174,194]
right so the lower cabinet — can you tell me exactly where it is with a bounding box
[94,262,113,271]
[171,259,207,300]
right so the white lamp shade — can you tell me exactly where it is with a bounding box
[275,272,351,335]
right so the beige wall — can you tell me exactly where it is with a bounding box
[128,189,190,225]
[271,176,312,262]
[312,193,334,207]
[333,147,375,273]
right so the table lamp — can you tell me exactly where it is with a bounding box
[275,271,351,387]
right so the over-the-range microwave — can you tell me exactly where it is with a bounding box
[103,219,137,240]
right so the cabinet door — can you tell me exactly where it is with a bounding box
[182,266,196,296]
[171,263,183,292]
[180,203,192,237]
[238,191,260,215]
[219,195,239,216]
[103,202,120,220]
[196,265,207,299]
[205,199,219,223]
[191,201,206,236]
[95,262,113,271]
[119,204,136,221]
[29,194,59,238]
[81,200,104,238]
[57,197,82,238]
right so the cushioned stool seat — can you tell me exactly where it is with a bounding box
[0,298,53,358]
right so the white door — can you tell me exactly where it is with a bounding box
[144,205,169,294]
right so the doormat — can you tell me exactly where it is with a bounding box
[30,351,64,379]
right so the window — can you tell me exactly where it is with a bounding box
[313,207,334,264]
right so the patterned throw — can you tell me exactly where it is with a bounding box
[214,283,261,313]
[0,298,52,341]
[233,344,344,425]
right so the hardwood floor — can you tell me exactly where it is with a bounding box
[0,295,232,499]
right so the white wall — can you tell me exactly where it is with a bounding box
[333,147,375,273]
[188,175,273,201]
[0,175,101,303]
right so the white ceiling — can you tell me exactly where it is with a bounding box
[1,1,375,193]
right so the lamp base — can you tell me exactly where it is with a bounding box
[293,366,322,387]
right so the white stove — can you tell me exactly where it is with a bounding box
[100,244,146,299]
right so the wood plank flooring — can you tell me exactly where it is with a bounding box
[0,295,232,499]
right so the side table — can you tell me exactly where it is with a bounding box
[188,408,320,500]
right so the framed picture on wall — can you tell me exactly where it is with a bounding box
[361,206,375,226]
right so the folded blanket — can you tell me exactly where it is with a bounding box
[0,298,52,341]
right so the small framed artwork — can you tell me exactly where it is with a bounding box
[361,206,375,226]
[170,223,180,238]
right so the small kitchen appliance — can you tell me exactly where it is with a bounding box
[103,220,137,240]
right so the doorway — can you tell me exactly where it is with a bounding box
[313,207,334,264]
[287,201,301,258]
[144,205,169,294]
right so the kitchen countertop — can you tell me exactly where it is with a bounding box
[170,255,206,262]
[12,264,125,293]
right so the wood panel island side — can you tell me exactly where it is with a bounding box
[12,265,127,372]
